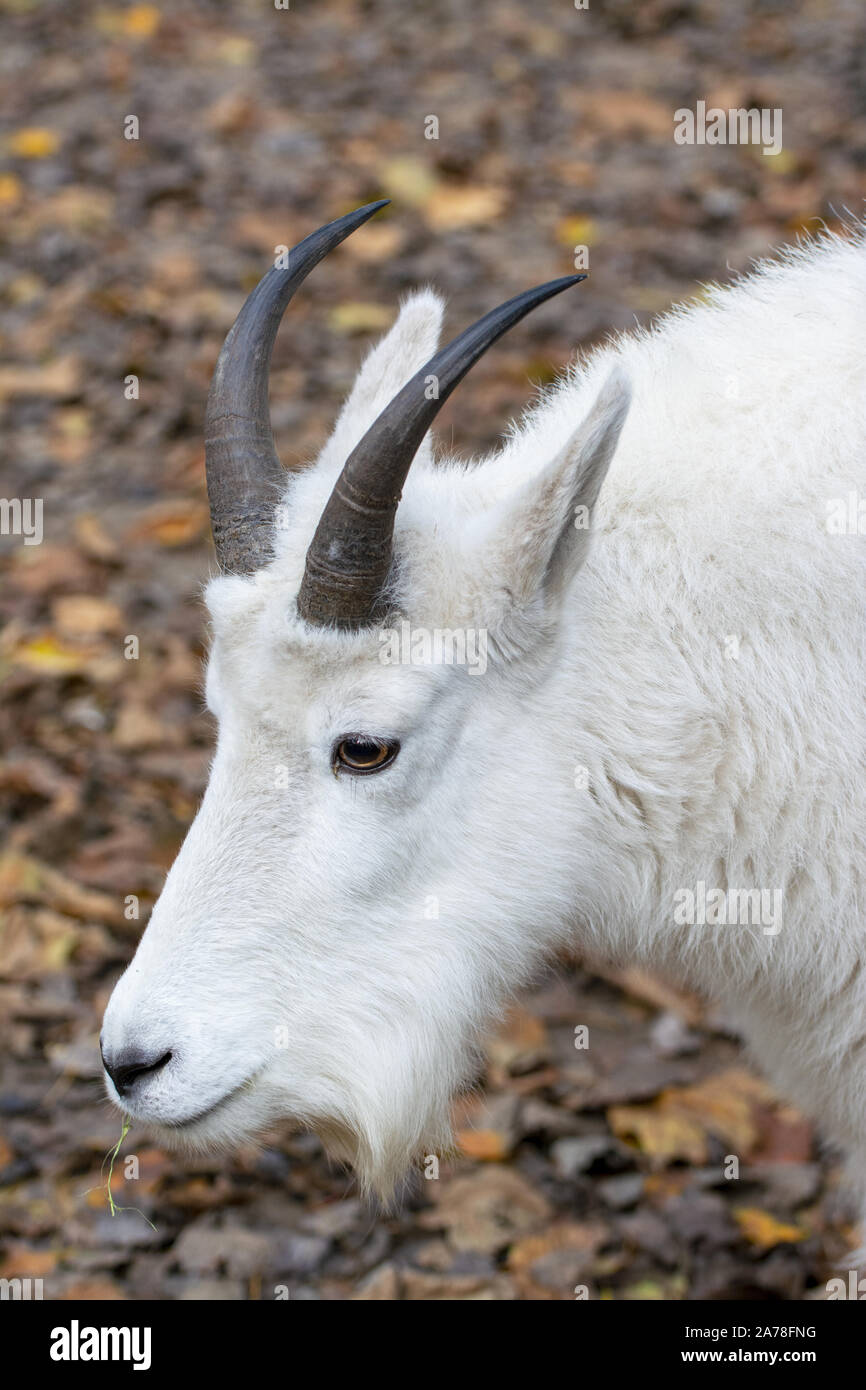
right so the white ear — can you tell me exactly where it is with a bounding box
[318,290,444,471]
[490,367,631,606]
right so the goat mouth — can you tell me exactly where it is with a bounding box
[158,1072,263,1132]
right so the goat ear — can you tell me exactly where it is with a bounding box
[493,367,631,606]
[319,290,445,470]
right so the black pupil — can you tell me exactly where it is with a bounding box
[343,739,382,765]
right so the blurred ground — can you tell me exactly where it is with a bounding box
[1,0,866,1300]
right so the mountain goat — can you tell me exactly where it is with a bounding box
[102,202,866,1223]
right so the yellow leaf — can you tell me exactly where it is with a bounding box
[122,4,161,37]
[734,1207,805,1249]
[555,216,599,248]
[8,128,60,159]
[608,1103,708,1166]
[379,157,438,208]
[608,1068,776,1168]
[0,173,22,205]
[329,301,393,335]
[11,635,87,674]
[216,35,256,66]
[762,148,797,175]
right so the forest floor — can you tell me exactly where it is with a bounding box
[2,0,866,1299]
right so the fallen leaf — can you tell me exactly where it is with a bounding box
[425,185,508,231]
[0,851,123,924]
[341,222,405,263]
[608,1101,708,1166]
[9,635,89,675]
[0,173,23,205]
[555,215,599,247]
[507,1221,607,1299]
[122,4,161,38]
[329,301,393,335]
[0,357,80,400]
[124,501,209,548]
[485,1004,549,1075]
[0,1244,58,1278]
[456,1129,511,1161]
[52,596,123,637]
[734,1207,806,1249]
[73,514,121,562]
[113,701,174,750]
[378,157,438,207]
[7,128,60,159]
[419,1167,550,1253]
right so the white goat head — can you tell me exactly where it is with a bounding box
[100,202,632,1193]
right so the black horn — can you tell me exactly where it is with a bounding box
[297,274,586,628]
[205,200,390,575]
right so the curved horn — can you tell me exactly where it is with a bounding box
[297,274,586,628]
[205,200,390,575]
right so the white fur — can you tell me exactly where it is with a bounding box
[103,229,866,1213]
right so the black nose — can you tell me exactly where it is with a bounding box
[102,1045,172,1097]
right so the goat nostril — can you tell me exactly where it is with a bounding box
[103,1048,172,1097]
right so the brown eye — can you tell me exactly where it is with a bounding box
[333,735,399,776]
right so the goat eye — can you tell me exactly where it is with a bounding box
[333,735,399,775]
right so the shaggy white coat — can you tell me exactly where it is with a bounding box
[103,228,866,1215]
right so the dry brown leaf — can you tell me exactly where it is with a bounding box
[341,222,405,263]
[0,1244,58,1278]
[507,1221,607,1299]
[124,501,209,548]
[456,1128,511,1162]
[419,1168,551,1253]
[424,185,508,231]
[0,851,123,925]
[52,596,123,637]
[485,1004,549,1075]
[0,357,80,400]
[113,701,174,751]
[600,964,705,1024]
[73,513,121,562]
